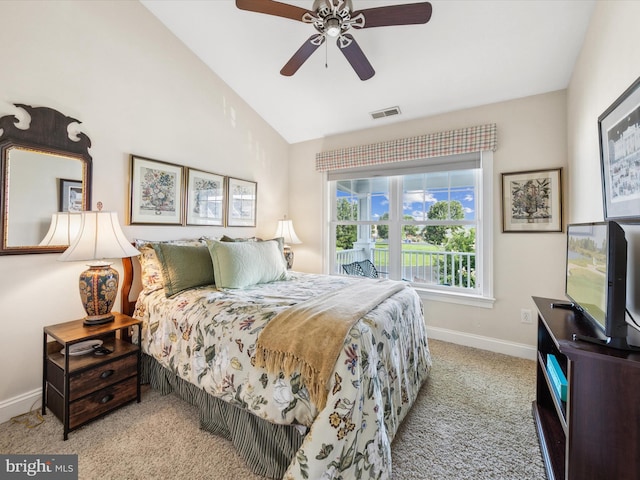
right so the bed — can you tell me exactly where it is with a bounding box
[121,237,431,480]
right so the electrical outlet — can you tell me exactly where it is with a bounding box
[521,308,533,324]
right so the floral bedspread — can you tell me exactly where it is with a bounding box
[134,272,431,479]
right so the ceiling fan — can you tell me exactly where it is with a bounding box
[236,0,433,81]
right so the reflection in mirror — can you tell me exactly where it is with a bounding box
[0,103,92,255]
[6,148,84,247]
[39,212,83,247]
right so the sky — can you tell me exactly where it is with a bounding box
[367,186,476,221]
[337,171,478,222]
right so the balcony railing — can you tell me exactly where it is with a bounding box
[336,247,476,289]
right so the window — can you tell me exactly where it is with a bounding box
[329,152,494,305]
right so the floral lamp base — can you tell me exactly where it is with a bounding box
[79,263,119,325]
[283,247,294,270]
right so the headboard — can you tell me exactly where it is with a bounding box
[120,255,141,316]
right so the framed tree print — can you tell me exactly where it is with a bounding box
[599,75,640,222]
[186,168,226,226]
[501,168,562,232]
[226,177,257,227]
[129,155,184,225]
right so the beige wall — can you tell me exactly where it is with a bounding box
[290,91,569,354]
[0,1,289,417]
[566,0,640,333]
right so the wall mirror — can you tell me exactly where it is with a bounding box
[0,104,92,255]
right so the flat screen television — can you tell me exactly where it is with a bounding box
[564,221,630,350]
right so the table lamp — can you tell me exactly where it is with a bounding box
[39,212,82,246]
[274,215,301,269]
[59,202,140,325]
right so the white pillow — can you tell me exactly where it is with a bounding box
[206,239,287,288]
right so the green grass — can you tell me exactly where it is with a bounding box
[566,264,606,319]
[339,241,473,269]
[374,241,453,267]
[375,241,441,252]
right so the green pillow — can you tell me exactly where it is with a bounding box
[220,235,259,242]
[153,243,215,297]
[206,239,287,289]
[220,235,285,254]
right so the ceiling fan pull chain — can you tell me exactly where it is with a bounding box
[325,40,328,69]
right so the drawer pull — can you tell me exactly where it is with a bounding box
[100,369,115,379]
[99,394,114,404]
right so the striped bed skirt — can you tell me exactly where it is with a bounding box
[141,353,305,479]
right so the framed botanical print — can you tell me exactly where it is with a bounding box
[186,168,226,226]
[501,168,562,232]
[599,75,640,222]
[226,177,257,227]
[129,155,184,225]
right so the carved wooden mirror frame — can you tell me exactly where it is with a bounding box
[0,104,92,254]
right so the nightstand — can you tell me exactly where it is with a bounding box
[42,312,141,440]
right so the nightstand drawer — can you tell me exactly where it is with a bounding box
[69,354,137,401]
[68,376,137,429]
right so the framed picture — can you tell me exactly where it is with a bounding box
[58,178,83,212]
[226,177,257,227]
[598,75,640,222]
[186,168,226,226]
[501,168,562,232]
[129,155,184,225]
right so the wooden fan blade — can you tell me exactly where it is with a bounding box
[236,0,311,22]
[280,35,325,76]
[337,34,375,81]
[353,2,432,28]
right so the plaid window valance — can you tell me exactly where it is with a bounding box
[315,123,497,172]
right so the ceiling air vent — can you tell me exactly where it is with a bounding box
[370,106,401,120]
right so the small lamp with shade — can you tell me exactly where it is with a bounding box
[274,215,301,269]
[58,202,140,325]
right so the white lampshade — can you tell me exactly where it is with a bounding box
[59,210,140,263]
[39,212,82,246]
[274,218,302,246]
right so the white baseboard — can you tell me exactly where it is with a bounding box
[0,388,42,424]
[427,326,537,360]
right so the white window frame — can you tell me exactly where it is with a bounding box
[325,151,494,309]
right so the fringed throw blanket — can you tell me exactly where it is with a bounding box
[254,278,406,410]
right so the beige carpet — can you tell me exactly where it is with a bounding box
[0,340,546,479]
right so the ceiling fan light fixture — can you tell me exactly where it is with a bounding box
[325,16,341,37]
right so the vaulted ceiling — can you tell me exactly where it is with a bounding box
[141,0,596,144]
